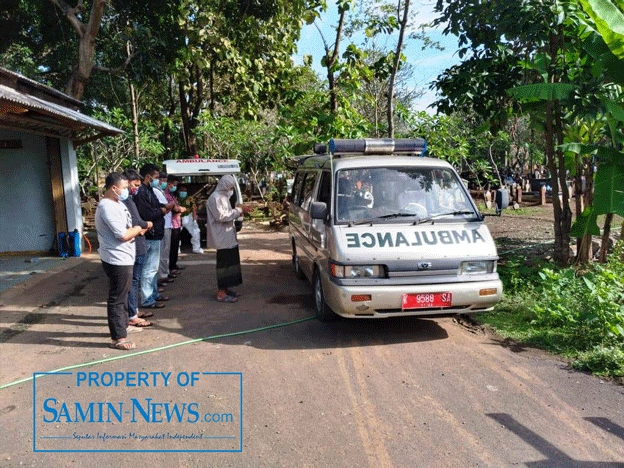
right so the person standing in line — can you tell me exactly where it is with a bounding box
[155,171,176,288]
[206,175,247,303]
[122,169,154,326]
[95,172,148,350]
[134,164,174,310]
[165,175,187,273]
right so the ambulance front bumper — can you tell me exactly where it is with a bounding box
[322,272,502,318]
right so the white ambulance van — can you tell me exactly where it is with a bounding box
[289,138,503,321]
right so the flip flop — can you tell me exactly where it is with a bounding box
[138,311,154,318]
[126,325,143,334]
[215,294,238,303]
[110,339,136,350]
[129,319,153,327]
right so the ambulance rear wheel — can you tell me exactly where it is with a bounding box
[292,241,305,280]
[313,269,336,322]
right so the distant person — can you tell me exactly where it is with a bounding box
[122,169,153,327]
[206,175,247,302]
[134,164,174,309]
[155,171,175,286]
[164,175,187,273]
[95,172,147,350]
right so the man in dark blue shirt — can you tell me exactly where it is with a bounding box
[134,164,174,308]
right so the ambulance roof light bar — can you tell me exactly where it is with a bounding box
[327,138,427,157]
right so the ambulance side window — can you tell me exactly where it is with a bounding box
[317,171,331,205]
[291,171,305,205]
[301,172,318,211]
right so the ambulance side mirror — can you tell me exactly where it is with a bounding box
[310,201,329,220]
[495,188,509,216]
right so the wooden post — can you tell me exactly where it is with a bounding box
[46,137,68,253]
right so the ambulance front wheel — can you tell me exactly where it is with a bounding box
[313,269,337,322]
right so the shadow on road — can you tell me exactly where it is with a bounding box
[487,413,624,468]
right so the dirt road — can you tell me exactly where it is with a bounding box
[1,226,623,467]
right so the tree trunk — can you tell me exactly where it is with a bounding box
[554,100,572,263]
[326,8,346,114]
[52,0,108,100]
[129,81,140,164]
[598,213,614,263]
[387,0,410,138]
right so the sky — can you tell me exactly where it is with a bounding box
[293,1,462,114]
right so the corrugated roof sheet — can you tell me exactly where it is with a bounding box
[0,67,83,108]
[0,84,122,137]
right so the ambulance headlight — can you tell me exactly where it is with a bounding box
[330,263,384,278]
[459,261,496,275]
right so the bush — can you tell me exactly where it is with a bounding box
[476,242,624,377]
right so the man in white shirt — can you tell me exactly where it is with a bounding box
[95,173,148,350]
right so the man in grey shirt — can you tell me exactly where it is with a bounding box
[95,172,148,350]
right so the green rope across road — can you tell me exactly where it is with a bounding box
[0,316,315,390]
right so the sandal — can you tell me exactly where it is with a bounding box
[143,302,165,309]
[129,318,153,327]
[110,339,136,350]
[126,325,143,334]
[215,293,238,303]
[138,311,154,318]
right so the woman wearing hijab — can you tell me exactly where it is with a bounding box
[206,175,246,303]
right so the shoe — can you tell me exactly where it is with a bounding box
[158,287,165,292]
[143,302,165,309]
[192,249,204,254]
[155,295,170,302]
[158,278,174,284]
[168,274,178,279]
[215,293,238,303]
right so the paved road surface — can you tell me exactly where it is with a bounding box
[1,227,623,467]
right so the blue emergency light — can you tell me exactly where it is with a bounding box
[327,138,427,156]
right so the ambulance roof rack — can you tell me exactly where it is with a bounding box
[327,138,427,157]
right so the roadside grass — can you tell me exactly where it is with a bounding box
[474,242,624,379]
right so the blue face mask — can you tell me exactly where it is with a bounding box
[179,192,187,199]
[116,187,129,201]
[170,186,177,193]
[150,178,160,189]
[160,181,167,190]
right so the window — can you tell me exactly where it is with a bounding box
[291,172,305,205]
[317,171,331,205]
[335,167,476,223]
[300,172,318,210]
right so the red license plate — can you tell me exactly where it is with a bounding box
[402,292,452,310]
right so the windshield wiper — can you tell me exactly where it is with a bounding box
[414,210,480,225]
[351,212,417,226]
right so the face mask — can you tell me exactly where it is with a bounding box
[179,192,187,199]
[170,186,177,193]
[160,181,167,190]
[115,187,129,201]
[150,178,160,189]
[130,186,139,196]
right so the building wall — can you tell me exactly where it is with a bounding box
[60,138,83,236]
[0,130,56,253]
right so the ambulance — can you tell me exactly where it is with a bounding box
[289,138,503,321]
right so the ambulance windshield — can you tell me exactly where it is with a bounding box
[335,167,476,223]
